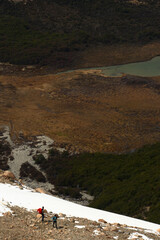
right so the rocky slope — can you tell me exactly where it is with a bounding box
[1,207,160,240]
[0,174,160,240]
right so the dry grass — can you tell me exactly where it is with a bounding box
[0,66,160,153]
[1,43,160,152]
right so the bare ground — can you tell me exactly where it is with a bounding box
[0,203,160,240]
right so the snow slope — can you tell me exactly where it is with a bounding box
[0,183,160,233]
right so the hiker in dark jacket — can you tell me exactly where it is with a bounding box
[52,214,58,228]
[41,206,44,222]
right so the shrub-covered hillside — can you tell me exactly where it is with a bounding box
[35,143,160,224]
[0,0,160,65]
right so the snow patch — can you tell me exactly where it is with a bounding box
[93,229,100,235]
[75,225,85,229]
[128,232,154,240]
[0,201,11,216]
[0,183,160,233]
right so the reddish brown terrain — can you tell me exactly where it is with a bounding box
[0,43,160,153]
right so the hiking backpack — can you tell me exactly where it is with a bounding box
[37,208,42,214]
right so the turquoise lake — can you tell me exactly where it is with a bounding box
[57,56,160,77]
[101,56,160,77]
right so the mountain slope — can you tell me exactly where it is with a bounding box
[0,0,160,66]
[0,181,160,240]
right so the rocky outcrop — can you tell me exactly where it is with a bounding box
[98,219,107,223]
[35,188,46,194]
[3,170,15,180]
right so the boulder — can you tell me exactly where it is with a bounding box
[35,188,46,194]
[113,223,121,227]
[110,226,118,232]
[30,224,35,227]
[92,221,98,226]
[122,224,127,227]
[157,228,160,233]
[59,213,66,217]
[36,214,42,219]
[103,226,111,231]
[18,178,23,184]
[3,170,16,180]
[98,219,107,223]
[3,211,12,217]
[47,230,53,235]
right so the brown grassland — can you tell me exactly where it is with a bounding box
[0,42,160,153]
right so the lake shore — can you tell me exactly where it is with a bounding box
[0,42,160,76]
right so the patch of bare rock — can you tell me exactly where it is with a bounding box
[0,127,55,192]
[0,127,93,205]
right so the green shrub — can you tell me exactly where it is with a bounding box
[38,142,160,223]
[55,186,81,199]
[0,1,160,64]
[48,148,60,157]
[34,154,46,164]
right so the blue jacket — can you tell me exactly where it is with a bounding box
[52,216,57,222]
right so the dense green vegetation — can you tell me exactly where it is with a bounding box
[0,14,88,65]
[0,0,160,65]
[35,144,160,223]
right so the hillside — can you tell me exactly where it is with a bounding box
[1,126,160,224]
[0,176,160,240]
[39,143,160,224]
[1,0,160,233]
[0,0,160,67]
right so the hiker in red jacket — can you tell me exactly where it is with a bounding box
[37,206,45,222]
